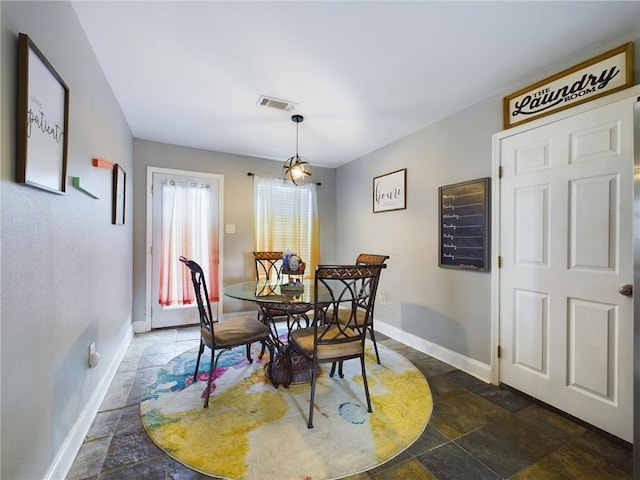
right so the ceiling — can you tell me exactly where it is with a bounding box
[71,1,640,168]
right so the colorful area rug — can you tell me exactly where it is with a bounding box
[140,341,432,480]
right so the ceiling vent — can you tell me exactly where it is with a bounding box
[257,95,297,111]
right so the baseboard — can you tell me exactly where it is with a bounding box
[133,311,257,333]
[133,320,150,333]
[44,324,134,480]
[375,320,492,383]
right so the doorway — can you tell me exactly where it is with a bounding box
[492,88,637,443]
[146,167,224,330]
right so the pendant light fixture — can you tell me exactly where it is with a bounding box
[283,114,312,186]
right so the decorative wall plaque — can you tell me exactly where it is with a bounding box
[503,42,634,129]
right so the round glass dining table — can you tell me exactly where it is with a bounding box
[223,279,334,307]
[223,280,330,387]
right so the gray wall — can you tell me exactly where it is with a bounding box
[1,2,133,479]
[132,139,337,324]
[336,29,640,366]
[336,96,498,364]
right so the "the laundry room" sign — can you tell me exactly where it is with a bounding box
[503,42,633,129]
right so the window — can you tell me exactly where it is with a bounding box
[253,176,319,277]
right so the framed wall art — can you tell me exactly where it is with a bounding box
[439,177,490,272]
[373,168,406,213]
[503,42,633,129]
[112,164,126,225]
[16,32,69,194]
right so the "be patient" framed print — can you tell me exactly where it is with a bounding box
[16,32,69,194]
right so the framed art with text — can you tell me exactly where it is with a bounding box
[112,164,126,225]
[503,42,633,129]
[373,168,406,213]
[439,177,490,272]
[16,32,69,194]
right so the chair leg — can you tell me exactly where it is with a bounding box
[283,346,293,389]
[204,349,218,409]
[193,340,205,381]
[369,327,381,364]
[328,361,345,378]
[360,356,372,413]
[258,340,268,360]
[307,360,318,429]
[329,362,344,378]
[257,310,268,359]
[246,343,253,363]
[265,340,278,389]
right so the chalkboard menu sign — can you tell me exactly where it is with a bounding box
[439,177,490,271]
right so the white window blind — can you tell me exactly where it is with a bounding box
[253,176,317,273]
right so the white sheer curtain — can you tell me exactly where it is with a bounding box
[253,176,319,277]
[158,180,219,306]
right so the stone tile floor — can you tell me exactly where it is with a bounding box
[67,326,633,480]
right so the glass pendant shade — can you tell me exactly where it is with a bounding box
[284,155,312,186]
[283,114,312,185]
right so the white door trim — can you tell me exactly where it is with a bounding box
[490,84,640,385]
[137,166,225,333]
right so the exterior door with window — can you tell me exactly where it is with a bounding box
[150,170,223,329]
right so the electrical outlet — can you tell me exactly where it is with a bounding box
[88,342,96,367]
[379,293,387,306]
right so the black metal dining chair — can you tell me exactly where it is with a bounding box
[253,251,284,284]
[253,252,289,355]
[180,256,274,408]
[330,254,389,365]
[288,264,386,428]
[354,253,389,363]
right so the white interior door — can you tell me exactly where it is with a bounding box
[498,96,634,442]
[150,169,224,329]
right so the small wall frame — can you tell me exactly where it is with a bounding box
[112,164,126,225]
[439,177,490,271]
[16,32,69,194]
[373,168,406,213]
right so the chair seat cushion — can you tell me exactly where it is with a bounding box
[290,326,362,362]
[201,316,270,349]
[328,307,368,327]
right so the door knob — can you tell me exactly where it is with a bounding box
[619,284,633,297]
